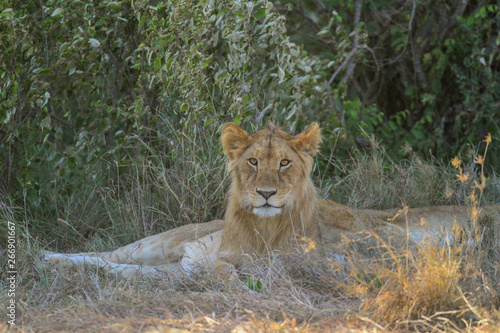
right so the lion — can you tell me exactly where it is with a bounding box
[41,122,500,277]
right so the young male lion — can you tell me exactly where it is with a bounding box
[42,123,500,277]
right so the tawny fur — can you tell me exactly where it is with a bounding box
[41,123,500,277]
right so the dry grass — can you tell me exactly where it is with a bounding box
[342,135,500,332]
[7,241,359,332]
[1,133,500,332]
[346,230,500,331]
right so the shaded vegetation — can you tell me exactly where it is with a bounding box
[278,0,500,162]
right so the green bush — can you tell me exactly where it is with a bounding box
[0,0,329,209]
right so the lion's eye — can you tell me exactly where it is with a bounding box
[280,159,290,167]
[248,158,258,166]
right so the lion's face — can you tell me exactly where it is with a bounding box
[222,122,322,218]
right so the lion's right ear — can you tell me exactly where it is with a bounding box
[221,123,249,161]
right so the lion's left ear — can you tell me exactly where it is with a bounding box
[221,123,249,161]
[292,122,322,157]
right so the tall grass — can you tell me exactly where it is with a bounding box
[2,120,229,252]
[94,123,229,247]
[319,136,500,209]
[345,135,500,331]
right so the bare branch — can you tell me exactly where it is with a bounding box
[439,0,468,40]
[385,0,417,65]
[323,46,359,92]
[451,0,469,23]
[353,0,363,28]
[411,39,429,91]
[343,0,363,83]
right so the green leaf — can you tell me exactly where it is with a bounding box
[154,57,162,71]
[51,8,64,17]
[89,38,101,48]
[234,115,241,125]
[255,279,262,292]
[247,276,262,292]
[242,94,250,106]
[254,7,266,18]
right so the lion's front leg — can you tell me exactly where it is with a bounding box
[41,220,225,277]
[40,251,182,278]
[41,230,187,269]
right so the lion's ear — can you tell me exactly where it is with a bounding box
[221,123,249,161]
[292,122,322,157]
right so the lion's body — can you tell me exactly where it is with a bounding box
[42,123,500,277]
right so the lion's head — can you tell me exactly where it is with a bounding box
[221,122,322,219]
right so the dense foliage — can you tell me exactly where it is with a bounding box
[1,0,329,200]
[1,0,499,217]
[278,0,500,161]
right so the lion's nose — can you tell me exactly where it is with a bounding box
[256,189,277,200]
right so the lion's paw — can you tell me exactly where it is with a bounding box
[38,252,73,268]
[214,259,238,279]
